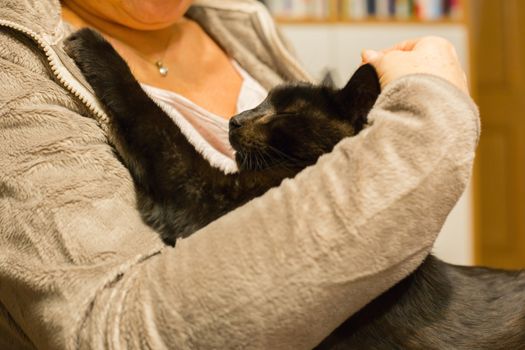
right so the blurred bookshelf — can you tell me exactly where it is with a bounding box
[260,0,465,24]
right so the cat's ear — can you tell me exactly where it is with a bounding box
[320,69,336,88]
[336,63,381,130]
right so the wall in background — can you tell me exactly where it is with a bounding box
[280,23,473,265]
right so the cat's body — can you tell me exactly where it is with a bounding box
[65,28,525,349]
[319,256,525,349]
[64,29,375,245]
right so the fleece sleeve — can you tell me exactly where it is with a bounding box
[79,76,479,349]
[0,44,479,350]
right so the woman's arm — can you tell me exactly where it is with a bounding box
[78,70,478,348]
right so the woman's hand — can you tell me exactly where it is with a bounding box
[362,36,469,94]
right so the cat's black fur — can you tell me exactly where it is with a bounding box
[64,28,525,349]
[63,29,376,246]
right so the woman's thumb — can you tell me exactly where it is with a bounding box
[361,49,382,63]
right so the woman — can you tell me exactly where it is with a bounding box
[0,0,477,349]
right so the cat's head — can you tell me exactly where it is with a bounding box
[229,64,381,172]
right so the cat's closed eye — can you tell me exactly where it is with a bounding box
[258,112,297,125]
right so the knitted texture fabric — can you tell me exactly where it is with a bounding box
[0,0,479,348]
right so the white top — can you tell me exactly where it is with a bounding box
[141,61,268,174]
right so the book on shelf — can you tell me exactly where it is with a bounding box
[260,0,463,21]
[261,0,338,20]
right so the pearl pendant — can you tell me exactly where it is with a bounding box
[155,61,168,77]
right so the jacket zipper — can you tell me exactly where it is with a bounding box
[0,19,110,129]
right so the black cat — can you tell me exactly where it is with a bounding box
[63,28,377,246]
[64,28,525,349]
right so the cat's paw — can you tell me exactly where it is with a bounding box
[64,28,110,67]
[63,28,132,86]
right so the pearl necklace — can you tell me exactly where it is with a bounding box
[155,60,169,77]
[118,29,176,78]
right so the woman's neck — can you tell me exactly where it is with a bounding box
[60,2,244,118]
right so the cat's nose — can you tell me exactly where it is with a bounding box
[229,116,242,130]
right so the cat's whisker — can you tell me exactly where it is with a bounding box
[266,145,308,168]
[251,147,300,173]
[257,149,269,169]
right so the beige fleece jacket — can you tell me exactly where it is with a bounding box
[0,0,479,349]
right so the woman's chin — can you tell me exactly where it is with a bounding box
[122,0,193,28]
